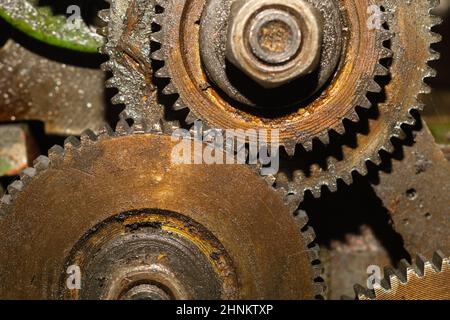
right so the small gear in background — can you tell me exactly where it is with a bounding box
[354,251,450,300]
[0,124,325,299]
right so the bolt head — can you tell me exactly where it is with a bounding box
[226,0,323,88]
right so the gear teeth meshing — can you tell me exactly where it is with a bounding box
[354,252,450,300]
[149,0,392,160]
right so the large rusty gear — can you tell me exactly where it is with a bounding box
[100,0,440,208]
[354,251,450,300]
[0,122,325,299]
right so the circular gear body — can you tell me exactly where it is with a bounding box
[0,129,323,299]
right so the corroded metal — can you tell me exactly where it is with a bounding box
[355,252,450,300]
[0,129,324,299]
[373,122,450,257]
[0,0,103,53]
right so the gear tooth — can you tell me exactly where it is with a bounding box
[64,136,81,150]
[380,140,394,154]
[381,47,393,58]
[173,98,187,111]
[98,123,114,138]
[312,264,324,279]
[339,172,353,185]
[367,79,382,93]
[162,82,177,95]
[283,141,297,156]
[307,244,320,262]
[150,30,163,43]
[423,66,437,79]
[430,31,443,44]
[19,167,37,184]
[374,63,389,76]
[301,226,316,245]
[33,155,50,171]
[398,259,412,273]
[151,49,164,61]
[100,61,113,72]
[415,254,428,276]
[152,15,165,27]
[7,181,24,198]
[326,180,338,193]
[392,126,407,140]
[318,133,329,145]
[98,9,110,23]
[369,152,382,166]
[354,284,375,300]
[111,93,125,105]
[357,95,372,109]
[131,119,148,133]
[313,282,326,298]
[155,66,170,78]
[294,210,309,229]
[356,163,368,176]
[80,129,98,144]
[0,195,12,219]
[432,251,446,271]
[105,76,117,88]
[48,145,65,164]
[115,119,132,135]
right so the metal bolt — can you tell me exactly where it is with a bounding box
[226,0,323,88]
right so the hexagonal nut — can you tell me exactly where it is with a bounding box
[226,0,323,88]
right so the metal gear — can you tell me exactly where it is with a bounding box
[354,251,450,300]
[274,0,442,209]
[0,122,325,299]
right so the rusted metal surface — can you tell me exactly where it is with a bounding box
[372,122,450,258]
[0,131,322,299]
[224,0,323,88]
[355,252,450,300]
[0,124,38,176]
[0,39,107,136]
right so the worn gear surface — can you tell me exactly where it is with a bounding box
[354,251,450,300]
[0,122,324,299]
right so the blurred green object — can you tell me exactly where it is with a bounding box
[0,0,103,53]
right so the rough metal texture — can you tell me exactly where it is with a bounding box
[0,39,107,136]
[274,0,442,210]
[200,0,341,105]
[355,252,450,300]
[224,0,323,88]
[0,125,325,299]
[373,123,450,257]
[0,0,103,53]
[150,0,390,154]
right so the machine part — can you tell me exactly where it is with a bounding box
[104,0,390,153]
[0,0,103,53]
[224,0,323,88]
[372,122,450,257]
[0,39,107,136]
[273,0,442,209]
[0,124,38,176]
[0,124,324,299]
[354,251,450,300]
[200,0,342,105]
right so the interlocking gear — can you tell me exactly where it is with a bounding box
[0,122,324,299]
